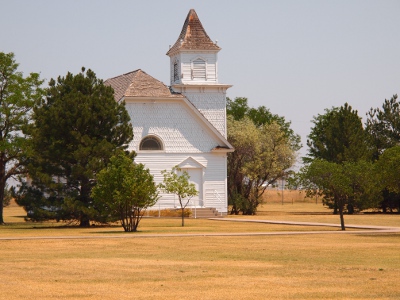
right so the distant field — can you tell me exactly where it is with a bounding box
[1,198,399,299]
[262,189,321,204]
[259,190,400,228]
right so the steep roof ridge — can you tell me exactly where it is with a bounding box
[104,70,140,102]
[166,9,220,55]
[105,69,141,81]
[105,69,183,101]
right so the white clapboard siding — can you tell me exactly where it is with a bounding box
[172,53,217,84]
[180,90,227,137]
[124,101,224,153]
[135,152,227,212]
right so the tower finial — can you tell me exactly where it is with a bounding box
[166,9,220,56]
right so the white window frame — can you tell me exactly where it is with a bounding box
[139,135,164,151]
[173,61,179,82]
[191,57,207,80]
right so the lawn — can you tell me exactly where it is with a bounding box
[1,198,399,299]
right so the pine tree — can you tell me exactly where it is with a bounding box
[16,68,133,226]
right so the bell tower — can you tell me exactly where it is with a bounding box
[167,9,231,137]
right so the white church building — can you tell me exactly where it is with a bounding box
[105,9,233,214]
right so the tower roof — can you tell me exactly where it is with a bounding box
[166,9,220,56]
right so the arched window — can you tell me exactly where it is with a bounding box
[192,58,206,80]
[139,136,163,151]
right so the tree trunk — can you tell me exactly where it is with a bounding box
[79,178,91,227]
[230,204,239,215]
[0,161,6,225]
[333,198,338,215]
[79,215,90,227]
[181,207,185,227]
[339,203,345,231]
[398,197,400,214]
[347,203,354,214]
[0,186,4,225]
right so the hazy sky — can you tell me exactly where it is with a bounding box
[2,0,399,163]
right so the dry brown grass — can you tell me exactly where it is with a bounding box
[1,198,399,299]
[146,208,192,217]
[262,189,315,204]
[258,190,400,228]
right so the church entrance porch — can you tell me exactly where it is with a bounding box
[181,168,204,207]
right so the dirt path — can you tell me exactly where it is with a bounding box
[1,219,399,240]
[210,218,400,230]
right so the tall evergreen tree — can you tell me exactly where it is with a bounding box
[366,95,400,212]
[304,103,374,215]
[366,94,400,158]
[375,146,400,212]
[306,103,373,164]
[16,68,133,226]
[0,52,43,224]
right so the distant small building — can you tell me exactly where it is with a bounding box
[105,9,233,214]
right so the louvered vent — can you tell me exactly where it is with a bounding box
[192,59,206,80]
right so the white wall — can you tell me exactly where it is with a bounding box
[124,100,228,213]
[125,101,223,153]
[183,91,226,137]
[135,152,227,212]
[170,52,218,85]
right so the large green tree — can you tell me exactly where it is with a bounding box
[228,117,297,214]
[227,102,299,215]
[227,97,301,149]
[0,52,43,224]
[16,68,133,226]
[377,147,400,190]
[159,166,198,227]
[366,94,400,158]
[302,160,379,230]
[366,95,400,212]
[306,103,373,164]
[92,152,159,232]
[304,103,374,215]
[375,146,400,212]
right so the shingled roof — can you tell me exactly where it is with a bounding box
[166,9,220,56]
[104,69,183,101]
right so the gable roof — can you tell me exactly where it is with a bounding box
[105,69,234,152]
[166,9,220,56]
[104,69,183,101]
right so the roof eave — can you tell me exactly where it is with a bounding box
[211,146,235,153]
[167,47,221,56]
[172,83,232,88]
[122,96,184,102]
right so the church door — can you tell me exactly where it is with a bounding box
[182,168,203,207]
